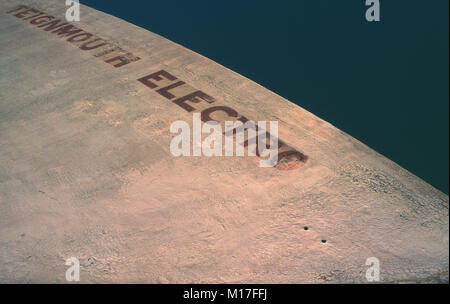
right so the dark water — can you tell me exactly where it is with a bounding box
[83,0,449,194]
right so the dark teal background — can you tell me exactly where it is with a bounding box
[83,0,449,194]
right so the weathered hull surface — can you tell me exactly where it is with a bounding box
[0,0,448,283]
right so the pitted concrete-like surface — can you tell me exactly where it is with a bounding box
[0,0,448,283]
